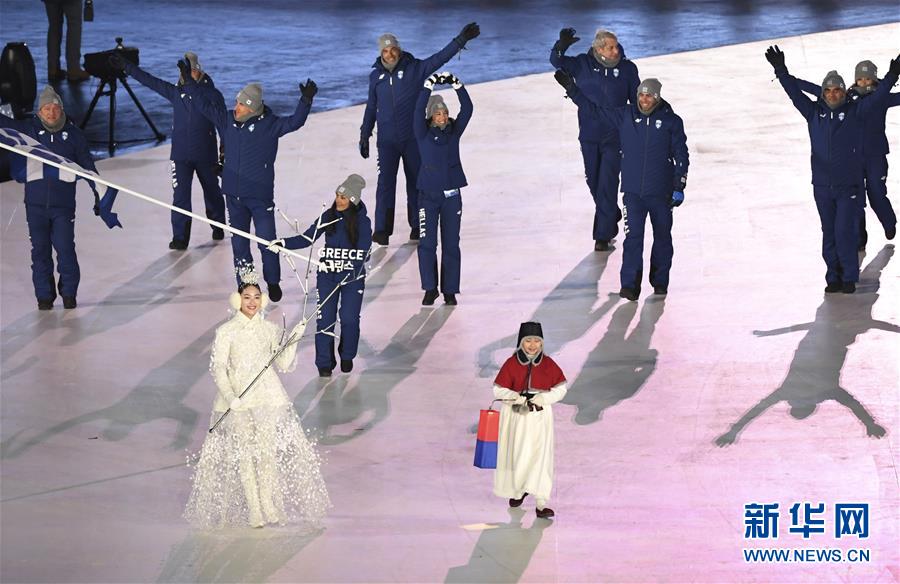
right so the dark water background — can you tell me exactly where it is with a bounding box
[0,0,897,156]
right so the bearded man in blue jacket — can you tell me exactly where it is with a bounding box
[765,46,900,293]
[555,71,689,301]
[178,59,317,302]
[359,22,479,246]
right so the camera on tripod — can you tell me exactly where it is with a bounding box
[79,37,163,152]
[84,37,138,80]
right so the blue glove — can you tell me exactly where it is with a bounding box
[670,191,684,208]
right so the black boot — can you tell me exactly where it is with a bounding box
[318,368,332,378]
[594,240,610,252]
[62,296,77,309]
[268,283,282,302]
[653,286,668,296]
[341,359,353,373]
[886,224,897,240]
[841,281,856,294]
[619,287,639,301]
[409,227,420,241]
[508,492,528,508]
[37,298,54,310]
[212,227,225,240]
[422,289,439,306]
[536,507,555,519]
[824,282,842,293]
[372,231,389,245]
[443,293,457,305]
[168,239,188,250]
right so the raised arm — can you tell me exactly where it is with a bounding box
[766,46,815,119]
[549,27,581,72]
[124,62,180,102]
[554,70,620,128]
[417,23,479,78]
[855,57,900,118]
[453,80,473,134]
[795,76,820,97]
[272,80,315,137]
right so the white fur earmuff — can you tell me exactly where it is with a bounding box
[229,291,269,311]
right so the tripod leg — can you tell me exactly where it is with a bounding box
[108,79,117,153]
[121,78,166,141]
[80,79,106,130]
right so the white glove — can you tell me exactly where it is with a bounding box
[529,394,545,408]
[229,397,242,410]
[512,394,527,406]
[290,319,308,340]
[266,238,286,253]
[424,73,440,90]
[450,74,463,90]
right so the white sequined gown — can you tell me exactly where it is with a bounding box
[184,310,331,528]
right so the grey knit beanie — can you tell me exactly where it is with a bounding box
[378,33,400,52]
[426,94,449,118]
[638,78,662,100]
[38,85,63,109]
[821,70,846,90]
[336,174,366,206]
[235,83,264,120]
[855,60,876,81]
[636,78,662,115]
[184,51,201,71]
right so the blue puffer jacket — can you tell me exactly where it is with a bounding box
[125,62,223,163]
[360,38,463,146]
[777,68,899,186]
[187,86,311,202]
[550,43,640,144]
[413,87,473,192]
[283,202,373,278]
[796,76,900,157]
[568,86,688,199]
[0,116,97,208]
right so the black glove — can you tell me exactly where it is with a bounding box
[359,136,369,159]
[889,54,900,79]
[299,78,318,102]
[177,59,194,84]
[554,69,576,93]
[765,45,785,71]
[557,27,579,52]
[454,22,480,47]
[108,53,126,73]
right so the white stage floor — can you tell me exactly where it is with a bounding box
[2,24,899,583]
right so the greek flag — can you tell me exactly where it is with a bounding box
[0,126,121,228]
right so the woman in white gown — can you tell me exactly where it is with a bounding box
[185,274,331,528]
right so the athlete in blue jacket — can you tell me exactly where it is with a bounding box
[794,60,900,249]
[550,28,640,251]
[0,86,99,309]
[178,58,317,302]
[111,51,225,250]
[413,73,473,306]
[359,23,479,246]
[270,175,372,377]
[765,46,900,293]
[555,71,689,301]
